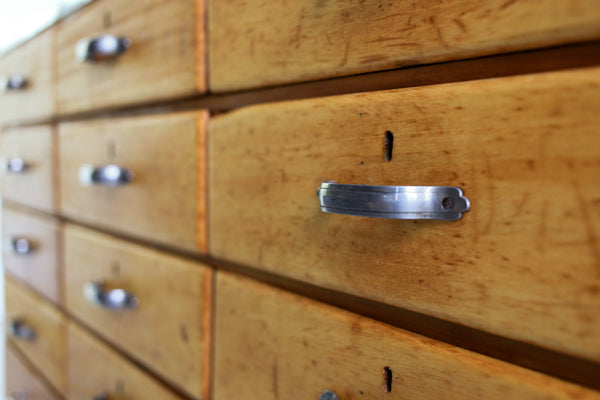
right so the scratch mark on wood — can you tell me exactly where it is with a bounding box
[272,357,280,400]
[500,0,518,10]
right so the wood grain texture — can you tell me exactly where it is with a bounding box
[68,321,184,400]
[59,111,206,253]
[5,277,67,395]
[2,206,62,305]
[0,29,54,124]
[209,67,600,362]
[0,125,57,212]
[56,0,204,114]
[64,224,212,400]
[208,0,600,92]
[6,343,60,400]
[215,272,600,400]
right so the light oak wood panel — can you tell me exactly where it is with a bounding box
[6,343,60,400]
[0,125,57,213]
[57,0,205,114]
[0,29,54,124]
[59,111,206,253]
[64,224,212,400]
[5,278,66,395]
[209,0,600,92]
[68,321,184,400]
[209,67,600,362]
[215,272,600,400]
[2,206,61,305]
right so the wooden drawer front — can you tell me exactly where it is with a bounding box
[0,125,56,212]
[2,206,61,305]
[208,0,600,92]
[209,67,600,362]
[5,278,66,395]
[68,321,185,400]
[215,272,600,400]
[64,224,212,399]
[57,0,204,114]
[6,343,59,400]
[59,112,206,253]
[0,29,54,124]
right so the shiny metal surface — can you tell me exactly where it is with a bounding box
[78,164,134,186]
[84,281,139,310]
[318,390,339,400]
[76,35,131,62]
[2,75,28,91]
[10,237,35,255]
[9,318,36,341]
[5,157,28,173]
[318,182,470,220]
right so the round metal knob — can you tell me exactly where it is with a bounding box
[11,237,35,255]
[84,281,139,310]
[76,35,131,62]
[2,74,28,91]
[9,318,36,341]
[319,390,339,400]
[79,164,134,186]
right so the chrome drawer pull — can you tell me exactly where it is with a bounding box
[11,237,35,255]
[318,181,470,221]
[9,318,36,341]
[76,35,131,62]
[2,74,28,91]
[5,157,29,173]
[79,164,134,186]
[319,390,339,400]
[84,281,139,310]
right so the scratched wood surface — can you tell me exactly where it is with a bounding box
[5,277,67,395]
[0,29,54,124]
[56,0,204,114]
[0,125,57,213]
[64,224,212,399]
[2,206,62,305]
[6,343,60,400]
[59,111,206,253]
[215,272,600,400]
[209,67,600,362]
[68,321,185,400]
[208,0,600,92]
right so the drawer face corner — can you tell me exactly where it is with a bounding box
[215,272,600,400]
[208,0,600,91]
[64,224,212,399]
[209,67,600,361]
[56,0,205,114]
[59,112,206,252]
[6,343,60,400]
[67,321,185,400]
[2,206,61,305]
[4,278,67,395]
[0,28,55,124]
[0,125,57,213]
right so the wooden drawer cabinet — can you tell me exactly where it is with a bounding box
[59,111,207,253]
[68,321,185,400]
[4,278,67,395]
[215,272,599,400]
[6,343,59,400]
[0,29,54,124]
[2,206,61,305]
[0,125,57,213]
[64,224,212,399]
[210,67,600,362]
[56,0,205,114]
[209,0,600,92]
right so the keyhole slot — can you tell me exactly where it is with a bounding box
[383,131,394,162]
[383,366,392,393]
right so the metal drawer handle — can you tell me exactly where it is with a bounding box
[76,35,131,62]
[319,390,339,400]
[2,74,28,91]
[79,164,134,186]
[11,237,35,255]
[84,281,139,310]
[5,157,29,173]
[9,318,36,341]
[318,181,470,221]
